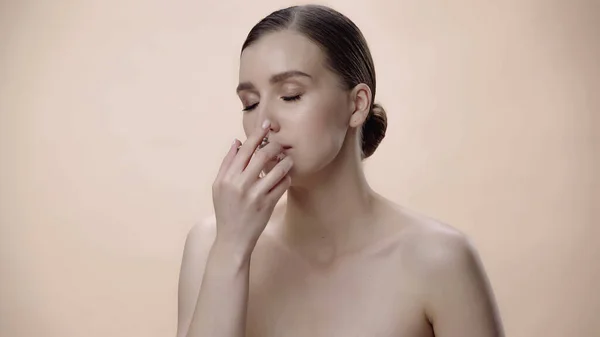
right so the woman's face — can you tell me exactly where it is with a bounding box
[237,30,352,178]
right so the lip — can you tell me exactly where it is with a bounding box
[274,146,291,163]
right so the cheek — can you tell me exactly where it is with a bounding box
[292,103,348,165]
[242,114,256,137]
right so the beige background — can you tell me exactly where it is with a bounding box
[1,0,598,336]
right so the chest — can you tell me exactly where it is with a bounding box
[245,251,431,337]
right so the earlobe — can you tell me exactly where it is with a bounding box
[349,111,367,128]
[348,83,372,128]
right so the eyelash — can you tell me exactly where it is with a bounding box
[282,94,302,102]
[242,95,302,111]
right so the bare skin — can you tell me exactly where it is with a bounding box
[176,30,504,337]
[178,199,503,337]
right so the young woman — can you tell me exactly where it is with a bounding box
[177,5,504,337]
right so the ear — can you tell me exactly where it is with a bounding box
[348,83,372,128]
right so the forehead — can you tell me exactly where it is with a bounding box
[239,30,327,82]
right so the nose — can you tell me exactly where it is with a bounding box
[257,102,280,133]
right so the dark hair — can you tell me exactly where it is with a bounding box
[241,4,387,160]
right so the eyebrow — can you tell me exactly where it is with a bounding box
[236,70,312,93]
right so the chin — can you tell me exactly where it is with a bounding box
[285,164,325,188]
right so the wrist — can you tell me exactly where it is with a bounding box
[210,236,255,269]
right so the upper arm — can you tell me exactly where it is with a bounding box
[422,231,504,337]
[176,218,216,337]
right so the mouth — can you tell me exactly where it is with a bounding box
[274,146,292,162]
[258,136,292,151]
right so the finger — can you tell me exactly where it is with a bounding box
[230,120,271,173]
[215,139,240,181]
[252,156,293,196]
[265,173,292,204]
[240,141,284,183]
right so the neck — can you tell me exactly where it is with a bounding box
[281,144,380,263]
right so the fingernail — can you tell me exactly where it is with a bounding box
[262,119,271,129]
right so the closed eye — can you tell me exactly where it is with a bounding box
[242,94,301,112]
[242,102,258,111]
[282,94,302,102]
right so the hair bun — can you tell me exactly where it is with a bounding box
[361,103,387,159]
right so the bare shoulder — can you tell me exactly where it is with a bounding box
[179,214,217,292]
[176,215,217,337]
[185,215,217,249]
[387,203,504,336]
[179,215,218,271]
[379,201,473,265]
[399,212,477,275]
